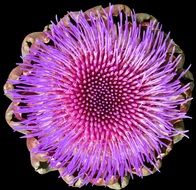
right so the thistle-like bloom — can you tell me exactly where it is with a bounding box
[4,4,194,189]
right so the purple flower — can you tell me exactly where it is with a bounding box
[4,4,193,189]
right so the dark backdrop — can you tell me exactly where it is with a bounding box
[1,0,195,189]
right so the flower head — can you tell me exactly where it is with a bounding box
[4,4,194,189]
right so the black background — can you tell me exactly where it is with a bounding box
[1,0,195,189]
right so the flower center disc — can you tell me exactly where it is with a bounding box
[82,72,123,122]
